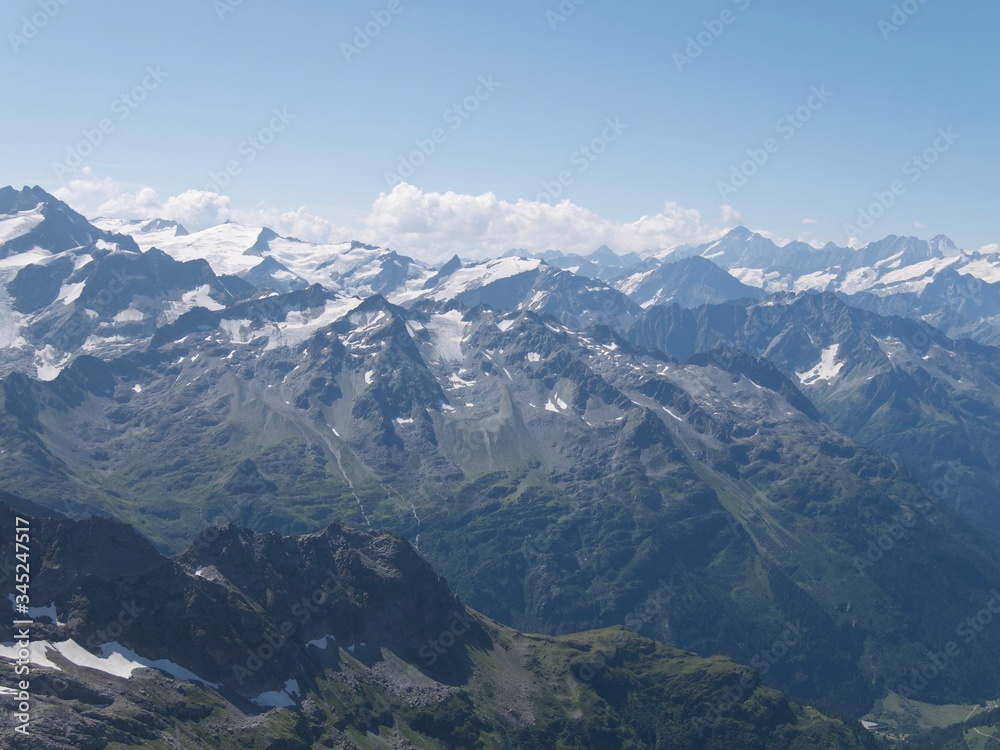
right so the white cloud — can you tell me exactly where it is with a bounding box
[161,190,234,229]
[54,176,162,221]
[720,205,742,224]
[802,218,818,225]
[52,177,351,244]
[360,184,722,261]
[50,176,727,263]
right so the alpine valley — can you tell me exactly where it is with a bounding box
[3,185,1000,748]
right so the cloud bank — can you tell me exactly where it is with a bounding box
[52,175,737,263]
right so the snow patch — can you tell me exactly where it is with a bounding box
[114,307,145,323]
[0,639,218,686]
[146,223,264,276]
[307,635,336,650]
[448,373,474,389]
[163,285,225,324]
[796,345,845,386]
[56,281,86,305]
[0,205,45,246]
[35,345,69,381]
[252,679,301,709]
[958,258,1000,284]
[6,596,63,626]
[426,309,468,363]
[424,257,541,302]
[545,395,568,413]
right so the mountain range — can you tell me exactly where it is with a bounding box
[3,184,1000,745]
[0,495,885,749]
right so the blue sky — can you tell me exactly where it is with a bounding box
[3,0,997,260]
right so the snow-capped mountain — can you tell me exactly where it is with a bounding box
[410,256,642,330]
[0,189,260,379]
[694,227,997,298]
[618,255,765,308]
[0,186,138,259]
[607,226,1000,342]
[506,244,645,281]
[105,217,436,298]
[8,185,1000,719]
[92,216,190,249]
[5,277,1000,713]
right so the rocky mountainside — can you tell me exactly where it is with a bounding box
[626,292,1000,539]
[3,284,1000,713]
[0,498,881,750]
[3,185,1000,730]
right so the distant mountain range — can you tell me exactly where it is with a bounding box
[3,184,1000,743]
